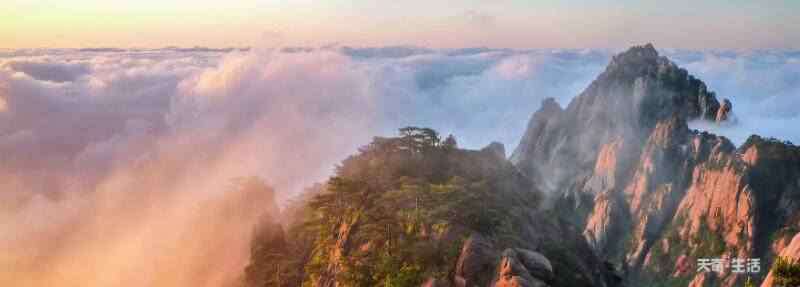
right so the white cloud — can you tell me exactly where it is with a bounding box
[668,50,800,145]
[0,46,797,286]
[0,49,376,287]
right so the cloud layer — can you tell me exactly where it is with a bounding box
[664,50,800,145]
[0,46,797,286]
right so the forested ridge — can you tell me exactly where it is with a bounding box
[244,127,540,287]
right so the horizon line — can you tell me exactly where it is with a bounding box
[3,45,800,53]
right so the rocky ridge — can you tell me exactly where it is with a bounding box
[512,44,800,286]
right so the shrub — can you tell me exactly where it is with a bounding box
[772,257,800,287]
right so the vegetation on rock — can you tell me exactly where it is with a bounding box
[244,127,540,287]
[771,257,800,287]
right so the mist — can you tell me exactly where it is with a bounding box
[1,46,798,286]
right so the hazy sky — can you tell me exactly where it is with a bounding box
[3,0,800,49]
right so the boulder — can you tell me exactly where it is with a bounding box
[513,249,554,282]
[455,234,497,287]
[716,98,732,122]
[492,248,553,287]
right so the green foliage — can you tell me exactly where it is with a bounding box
[243,179,316,287]
[772,256,800,287]
[243,126,538,285]
[244,221,307,287]
[293,127,539,286]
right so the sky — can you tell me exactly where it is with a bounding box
[1,2,800,286]
[3,0,800,49]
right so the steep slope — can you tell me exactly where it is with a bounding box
[512,44,800,286]
[511,44,727,194]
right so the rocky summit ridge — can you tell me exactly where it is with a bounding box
[511,44,800,287]
[510,43,732,194]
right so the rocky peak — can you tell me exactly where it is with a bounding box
[509,98,564,166]
[604,43,662,79]
[539,98,563,115]
[512,44,732,193]
[591,43,727,125]
[716,99,732,122]
[739,135,800,164]
[482,141,507,160]
[501,44,800,287]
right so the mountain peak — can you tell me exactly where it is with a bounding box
[587,44,730,125]
[618,43,658,60]
[512,43,732,192]
[614,43,659,63]
[602,44,666,80]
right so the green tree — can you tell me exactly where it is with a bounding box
[244,221,289,287]
[399,126,441,153]
[295,127,540,286]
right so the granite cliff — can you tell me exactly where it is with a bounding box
[512,44,800,287]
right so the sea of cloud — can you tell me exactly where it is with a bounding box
[664,49,800,145]
[0,46,796,286]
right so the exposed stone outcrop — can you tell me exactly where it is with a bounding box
[316,214,360,287]
[512,44,799,287]
[716,99,732,122]
[493,249,552,287]
[509,97,566,192]
[583,190,627,254]
[450,211,623,287]
[482,142,507,160]
[511,44,731,195]
[455,234,498,287]
[623,117,695,268]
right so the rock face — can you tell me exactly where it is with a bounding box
[316,214,360,287]
[511,44,800,286]
[482,142,507,160]
[454,219,618,287]
[493,249,552,287]
[455,234,498,287]
[511,44,730,194]
[716,99,732,122]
